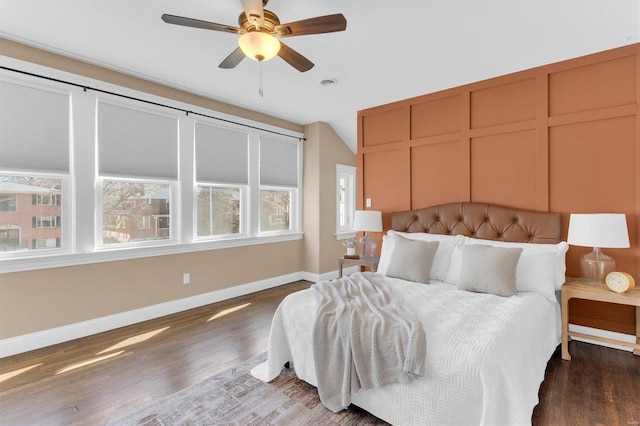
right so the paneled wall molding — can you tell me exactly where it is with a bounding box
[467,120,537,139]
[358,43,640,335]
[547,104,638,127]
[408,134,462,148]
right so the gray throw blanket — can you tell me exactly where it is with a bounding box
[311,272,426,413]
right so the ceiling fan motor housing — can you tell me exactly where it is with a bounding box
[239,9,280,34]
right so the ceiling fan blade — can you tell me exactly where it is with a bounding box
[219,47,246,69]
[161,14,242,34]
[240,0,265,28]
[275,14,347,38]
[278,42,314,72]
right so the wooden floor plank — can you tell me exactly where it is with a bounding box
[1,280,639,425]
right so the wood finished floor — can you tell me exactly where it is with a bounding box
[1,280,639,426]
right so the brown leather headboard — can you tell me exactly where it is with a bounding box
[391,202,562,244]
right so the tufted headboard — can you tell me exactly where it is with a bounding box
[391,202,562,244]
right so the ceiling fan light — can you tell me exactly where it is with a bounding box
[238,32,281,61]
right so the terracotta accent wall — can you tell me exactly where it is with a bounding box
[357,44,640,335]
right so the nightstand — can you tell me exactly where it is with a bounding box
[338,256,379,278]
[561,278,640,361]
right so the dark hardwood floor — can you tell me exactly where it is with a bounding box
[1,280,638,426]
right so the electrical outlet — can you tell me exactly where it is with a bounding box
[366,198,372,208]
[183,273,190,285]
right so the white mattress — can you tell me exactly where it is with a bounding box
[252,275,561,425]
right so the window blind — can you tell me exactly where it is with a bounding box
[98,102,178,179]
[195,123,248,185]
[0,80,70,173]
[260,137,298,187]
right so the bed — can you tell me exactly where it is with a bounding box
[252,202,568,425]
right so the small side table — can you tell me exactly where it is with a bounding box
[561,278,640,361]
[338,256,380,278]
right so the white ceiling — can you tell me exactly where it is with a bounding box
[1,1,638,152]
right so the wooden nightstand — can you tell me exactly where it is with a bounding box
[561,278,640,361]
[338,256,379,278]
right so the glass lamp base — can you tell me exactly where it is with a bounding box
[579,247,615,283]
[359,232,378,259]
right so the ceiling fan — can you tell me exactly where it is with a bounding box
[161,0,347,72]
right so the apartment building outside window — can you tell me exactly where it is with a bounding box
[102,180,171,244]
[0,177,63,251]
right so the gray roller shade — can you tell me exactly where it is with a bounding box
[195,123,248,185]
[98,102,178,179]
[0,80,70,173]
[260,137,298,187]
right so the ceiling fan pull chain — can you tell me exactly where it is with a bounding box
[259,60,264,97]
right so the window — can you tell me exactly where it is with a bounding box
[0,175,64,252]
[0,194,17,212]
[259,137,300,234]
[194,123,247,239]
[97,101,178,247]
[35,238,58,249]
[35,194,61,206]
[197,186,241,236]
[136,215,151,230]
[34,216,59,228]
[0,78,70,255]
[102,180,171,245]
[0,66,303,271]
[336,164,357,238]
[260,189,291,231]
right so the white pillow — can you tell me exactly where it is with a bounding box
[387,231,465,281]
[377,234,394,275]
[457,245,522,297]
[465,237,569,301]
[385,236,439,283]
[445,245,464,284]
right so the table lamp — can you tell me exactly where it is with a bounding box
[352,210,382,258]
[567,213,630,282]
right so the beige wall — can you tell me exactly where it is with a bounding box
[303,122,358,274]
[0,40,352,343]
[0,241,304,338]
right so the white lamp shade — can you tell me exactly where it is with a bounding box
[567,213,630,248]
[238,32,281,61]
[352,210,382,232]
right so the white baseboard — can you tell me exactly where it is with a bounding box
[568,324,636,352]
[0,270,313,359]
[10,268,602,359]
[300,266,359,283]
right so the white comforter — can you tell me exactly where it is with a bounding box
[251,274,561,425]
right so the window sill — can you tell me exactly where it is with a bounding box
[0,233,303,274]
